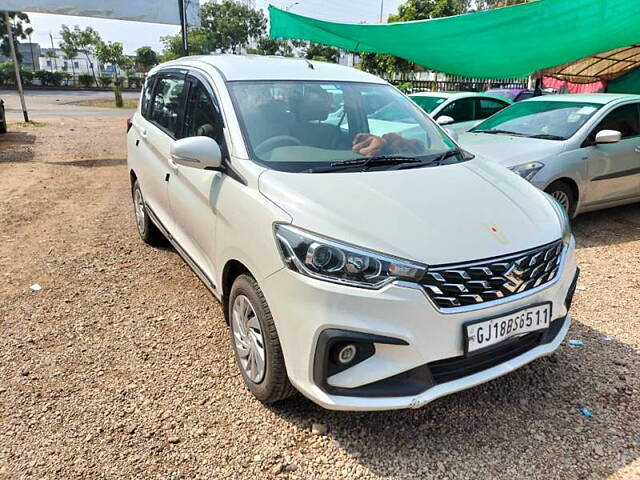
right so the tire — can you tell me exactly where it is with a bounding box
[229,274,296,403]
[131,179,163,245]
[545,181,576,218]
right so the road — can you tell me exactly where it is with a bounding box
[1,89,138,120]
[0,100,638,479]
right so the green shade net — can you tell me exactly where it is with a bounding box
[608,68,640,95]
[269,0,640,79]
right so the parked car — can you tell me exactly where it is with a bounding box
[128,55,578,411]
[458,93,640,217]
[0,98,6,134]
[486,88,553,103]
[409,92,511,135]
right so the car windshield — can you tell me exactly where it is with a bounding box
[228,81,463,173]
[471,101,602,140]
[410,95,447,113]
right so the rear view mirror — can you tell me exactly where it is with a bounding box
[437,115,455,126]
[171,136,223,170]
[595,129,622,144]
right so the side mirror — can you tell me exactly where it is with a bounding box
[595,129,622,144]
[437,115,455,126]
[170,136,222,170]
[444,127,459,141]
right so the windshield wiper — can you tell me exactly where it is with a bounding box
[392,149,471,170]
[303,155,421,173]
[473,129,527,136]
[526,133,566,140]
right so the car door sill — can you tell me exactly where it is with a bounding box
[145,204,221,300]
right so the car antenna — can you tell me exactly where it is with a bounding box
[304,58,315,70]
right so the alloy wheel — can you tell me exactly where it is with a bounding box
[133,187,146,235]
[231,294,266,383]
[551,190,570,213]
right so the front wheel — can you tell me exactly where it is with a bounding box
[229,274,296,403]
[546,181,576,218]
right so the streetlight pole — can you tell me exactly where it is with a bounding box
[3,11,28,122]
[379,0,384,23]
[178,0,188,56]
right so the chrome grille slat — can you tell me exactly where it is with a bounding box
[421,240,564,310]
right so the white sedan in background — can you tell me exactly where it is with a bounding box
[409,92,511,135]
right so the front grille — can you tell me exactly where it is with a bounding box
[421,240,564,309]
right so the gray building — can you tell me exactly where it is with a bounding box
[0,42,41,70]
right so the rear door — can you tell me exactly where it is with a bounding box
[142,70,188,232]
[167,73,227,284]
[582,102,640,206]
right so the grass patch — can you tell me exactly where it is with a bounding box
[11,120,47,128]
[77,99,138,109]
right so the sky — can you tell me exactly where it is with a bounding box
[24,0,405,55]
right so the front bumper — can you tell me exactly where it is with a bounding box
[261,237,578,411]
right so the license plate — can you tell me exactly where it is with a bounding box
[464,303,552,354]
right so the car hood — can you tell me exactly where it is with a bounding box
[258,159,562,266]
[458,132,565,168]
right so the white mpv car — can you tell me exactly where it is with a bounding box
[127,55,579,411]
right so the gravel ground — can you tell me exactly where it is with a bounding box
[0,117,639,479]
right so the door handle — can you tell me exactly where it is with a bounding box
[168,157,179,171]
[139,128,147,140]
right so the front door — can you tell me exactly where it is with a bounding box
[168,75,227,286]
[583,103,640,206]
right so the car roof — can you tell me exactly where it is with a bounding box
[410,91,510,102]
[524,93,640,104]
[151,54,388,84]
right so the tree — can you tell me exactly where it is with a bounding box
[252,37,293,57]
[304,43,339,63]
[59,26,79,77]
[474,0,529,10]
[96,41,131,107]
[60,25,101,87]
[0,12,31,64]
[160,29,210,61]
[135,46,158,72]
[200,0,266,53]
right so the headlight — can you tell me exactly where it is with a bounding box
[511,161,544,181]
[545,194,572,245]
[274,224,426,289]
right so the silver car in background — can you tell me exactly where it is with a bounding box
[458,94,640,217]
[409,92,511,136]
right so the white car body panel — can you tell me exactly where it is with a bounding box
[127,55,578,411]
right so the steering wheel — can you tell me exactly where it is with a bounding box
[254,136,302,157]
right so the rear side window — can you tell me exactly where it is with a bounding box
[140,76,155,119]
[476,98,508,120]
[592,103,640,139]
[149,75,186,138]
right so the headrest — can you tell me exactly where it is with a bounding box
[289,86,333,122]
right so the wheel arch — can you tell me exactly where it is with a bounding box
[221,259,252,324]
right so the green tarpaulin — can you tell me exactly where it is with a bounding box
[609,67,640,94]
[269,0,640,79]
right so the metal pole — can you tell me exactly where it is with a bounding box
[4,11,28,122]
[49,33,58,70]
[179,0,188,56]
[379,0,384,23]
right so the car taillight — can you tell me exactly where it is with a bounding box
[127,116,133,133]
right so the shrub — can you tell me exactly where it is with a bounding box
[127,76,141,89]
[20,70,34,86]
[60,72,72,86]
[78,73,93,87]
[99,75,113,87]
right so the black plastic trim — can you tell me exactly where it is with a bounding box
[592,167,640,182]
[313,329,410,398]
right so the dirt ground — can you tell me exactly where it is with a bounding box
[0,116,639,480]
